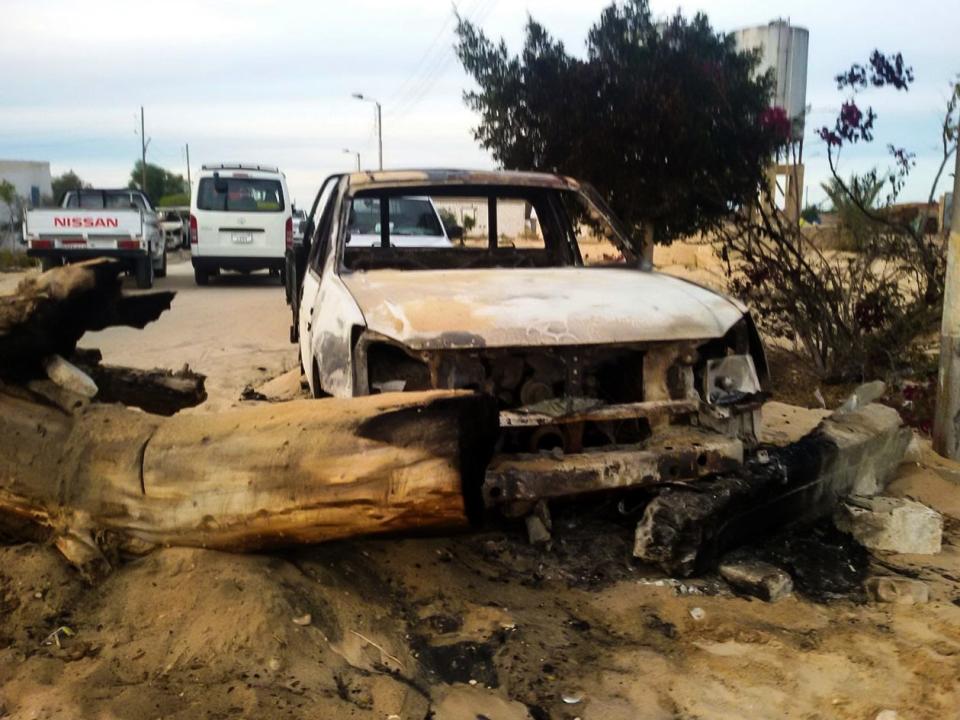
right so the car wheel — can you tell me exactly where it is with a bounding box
[194,267,209,286]
[40,256,60,272]
[155,249,167,278]
[135,255,154,289]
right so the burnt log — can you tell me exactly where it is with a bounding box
[80,361,207,416]
[0,389,498,572]
[633,403,912,576]
[0,259,173,381]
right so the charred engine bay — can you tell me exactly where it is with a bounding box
[364,339,753,455]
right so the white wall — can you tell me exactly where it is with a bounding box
[0,160,53,223]
[433,197,535,239]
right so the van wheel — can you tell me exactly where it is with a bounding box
[155,250,167,278]
[135,255,154,289]
[40,257,60,272]
[194,267,209,286]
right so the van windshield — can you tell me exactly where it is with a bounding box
[197,177,285,213]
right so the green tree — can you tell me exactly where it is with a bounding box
[51,170,88,204]
[128,161,186,204]
[800,205,821,224]
[822,173,882,224]
[454,0,784,249]
[437,207,458,231]
[0,180,20,249]
[157,193,190,207]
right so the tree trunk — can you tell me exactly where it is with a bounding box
[0,389,498,572]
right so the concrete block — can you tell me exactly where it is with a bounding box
[525,515,551,546]
[865,576,929,604]
[719,559,793,602]
[835,496,942,554]
[818,404,912,496]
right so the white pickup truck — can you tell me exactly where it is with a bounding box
[22,189,166,288]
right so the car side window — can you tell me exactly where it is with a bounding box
[307,179,341,272]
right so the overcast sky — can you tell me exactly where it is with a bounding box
[1,0,956,208]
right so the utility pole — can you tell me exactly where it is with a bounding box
[185,143,191,195]
[140,106,148,192]
[933,148,960,458]
[352,93,383,170]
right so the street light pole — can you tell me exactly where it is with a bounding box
[376,101,382,171]
[352,93,383,170]
[342,148,361,171]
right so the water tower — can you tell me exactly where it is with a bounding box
[734,20,810,219]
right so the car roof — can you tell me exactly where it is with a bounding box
[346,168,581,192]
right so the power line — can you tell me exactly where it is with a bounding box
[390,0,496,120]
[385,8,458,107]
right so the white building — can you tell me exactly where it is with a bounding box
[733,20,809,140]
[0,160,53,223]
[433,197,538,242]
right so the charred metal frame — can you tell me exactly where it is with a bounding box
[483,426,744,507]
[302,170,771,505]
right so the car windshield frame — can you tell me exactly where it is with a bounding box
[337,183,637,273]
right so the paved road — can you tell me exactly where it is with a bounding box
[77,257,297,411]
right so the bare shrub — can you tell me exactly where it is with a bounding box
[719,55,958,381]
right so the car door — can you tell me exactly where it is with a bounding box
[288,177,339,339]
[299,177,365,396]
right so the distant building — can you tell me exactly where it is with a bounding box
[0,160,53,224]
[733,20,809,139]
[734,20,809,222]
[433,198,537,241]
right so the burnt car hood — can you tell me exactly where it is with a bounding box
[343,267,747,350]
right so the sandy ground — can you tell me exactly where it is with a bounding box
[1,256,959,719]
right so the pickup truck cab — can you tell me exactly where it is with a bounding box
[190,163,291,286]
[23,189,165,288]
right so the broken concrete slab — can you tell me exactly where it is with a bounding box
[826,403,913,496]
[718,559,793,602]
[835,496,943,554]
[865,576,930,604]
[525,515,551,546]
[634,402,912,576]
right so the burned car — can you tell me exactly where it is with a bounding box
[292,170,768,508]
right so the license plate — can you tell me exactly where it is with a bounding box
[231,233,254,244]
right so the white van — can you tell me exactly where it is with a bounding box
[190,163,292,285]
